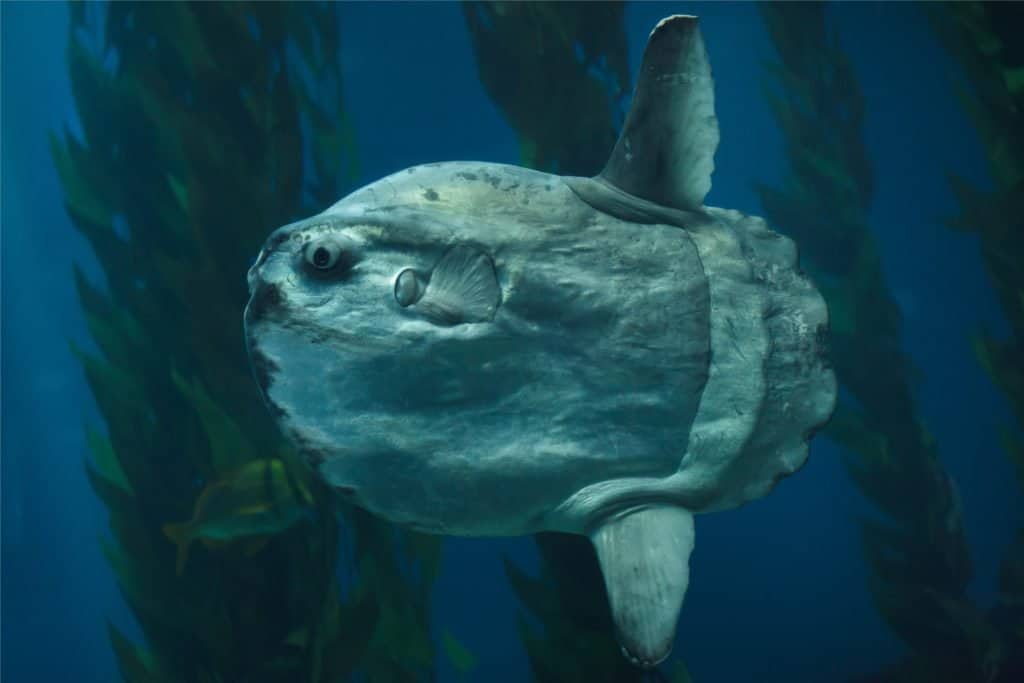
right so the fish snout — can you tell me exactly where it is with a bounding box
[247,258,263,296]
[248,219,312,295]
[250,224,295,282]
[245,277,285,325]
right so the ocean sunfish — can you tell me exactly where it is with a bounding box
[244,15,836,668]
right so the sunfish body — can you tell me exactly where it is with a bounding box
[244,15,836,668]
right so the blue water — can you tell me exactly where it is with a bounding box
[1,2,1017,682]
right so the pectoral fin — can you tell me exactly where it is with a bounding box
[590,506,695,668]
[412,244,501,325]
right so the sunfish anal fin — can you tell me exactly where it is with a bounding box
[599,14,719,211]
[590,505,695,669]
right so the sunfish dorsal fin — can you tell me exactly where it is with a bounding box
[590,505,695,668]
[600,15,719,211]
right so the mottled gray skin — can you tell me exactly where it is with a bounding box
[244,14,836,669]
[246,163,712,535]
[246,162,833,534]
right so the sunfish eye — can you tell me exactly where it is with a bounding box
[394,268,424,307]
[303,238,352,274]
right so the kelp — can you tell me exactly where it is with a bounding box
[463,1,629,176]
[930,3,1024,679]
[53,3,438,681]
[759,4,1013,682]
[462,3,689,681]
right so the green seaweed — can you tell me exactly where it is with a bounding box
[463,1,629,176]
[760,4,1016,681]
[54,3,438,680]
[441,629,478,677]
[463,3,686,680]
[930,2,1024,678]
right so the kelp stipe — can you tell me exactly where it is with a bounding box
[932,2,1024,679]
[52,3,438,680]
[759,4,1012,681]
[463,3,690,681]
[463,1,629,177]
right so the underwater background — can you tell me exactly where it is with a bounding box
[1,1,1021,682]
